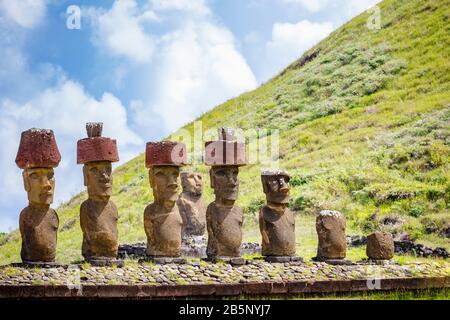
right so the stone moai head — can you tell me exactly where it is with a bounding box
[149,166,180,202]
[77,123,119,201]
[205,128,247,206]
[83,162,113,198]
[16,129,61,207]
[261,170,290,205]
[180,172,203,196]
[145,141,186,204]
[22,168,55,206]
[210,166,239,204]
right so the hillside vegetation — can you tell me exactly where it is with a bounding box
[0,0,449,264]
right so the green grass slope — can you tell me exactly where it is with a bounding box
[1,0,449,264]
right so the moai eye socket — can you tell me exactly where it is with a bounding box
[216,169,226,177]
[29,172,38,180]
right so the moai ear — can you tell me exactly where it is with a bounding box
[82,165,88,187]
[149,168,156,188]
[209,168,215,188]
[22,170,30,192]
[261,175,270,194]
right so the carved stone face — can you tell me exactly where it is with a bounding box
[210,166,239,203]
[83,161,113,199]
[23,168,55,206]
[262,174,290,204]
[181,172,202,196]
[149,166,180,203]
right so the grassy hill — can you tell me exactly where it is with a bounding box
[0,0,449,264]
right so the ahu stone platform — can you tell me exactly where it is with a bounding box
[0,260,448,298]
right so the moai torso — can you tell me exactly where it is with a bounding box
[177,193,207,236]
[80,199,119,259]
[144,203,183,256]
[206,202,243,257]
[316,210,347,259]
[260,206,295,256]
[19,206,59,262]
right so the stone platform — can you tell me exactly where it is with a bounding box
[0,260,448,298]
[118,237,262,260]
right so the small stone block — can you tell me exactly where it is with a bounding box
[140,256,186,265]
[86,258,124,267]
[290,256,304,262]
[320,258,353,265]
[264,256,291,263]
[11,261,64,269]
[357,259,396,265]
[203,256,245,266]
[264,256,304,263]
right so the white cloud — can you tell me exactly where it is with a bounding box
[89,0,257,135]
[282,0,329,12]
[0,79,143,231]
[262,20,333,80]
[89,0,157,63]
[281,0,381,15]
[151,0,211,16]
[343,0,381,17]
[0,0,47,28]
[143,21,257,132]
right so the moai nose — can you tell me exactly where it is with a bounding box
[43,179,52,190]
[279,179,289,193]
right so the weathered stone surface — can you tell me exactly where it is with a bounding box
[145,141,187,167]
[144,164,184,257]
[260,170,296,257]
[206,201,243,257]
[80,199,119,259]
[205,129,245,259]
[17,129,61,264]
[316,210,347,260]
[366,232,395,260]
[87,258,124,267]
[77,138,119,164]
[264,256,303,263]
[0,261,449,296]
[204,128,246,166]
[139,257,187,264]
[19,205,58,263]
[15,128,61,169]
[177,172,206,236]
[78,124,119,261]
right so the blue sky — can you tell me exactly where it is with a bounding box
[0,0,380,231]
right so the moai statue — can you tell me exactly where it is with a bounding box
[143,141,187,264]
[204,128,246,265]
[260,170,301,263]
[314,210,351,265]
[177,172,207,237]
[15,128,61,265]
[366,231,395,261]
[77,123,122,266]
